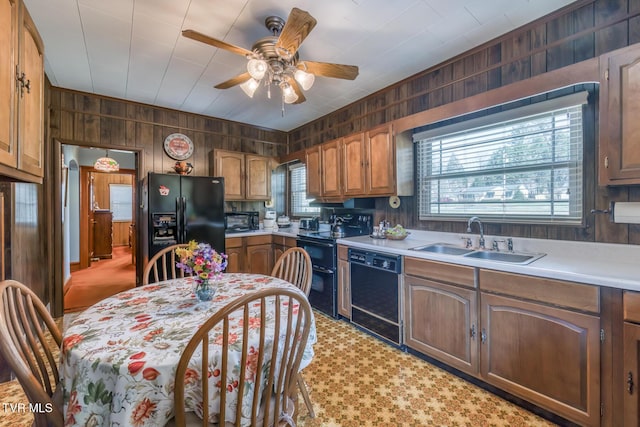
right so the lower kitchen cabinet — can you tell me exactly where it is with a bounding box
[225,234,288,275]
[623,291,640,426]
[624,322,640,426]
[337,245,350,318]
[403,257,477,375]
[401,256,603,426]
[480,270,601,427]
[273,235,296,262]
[245,235,273,275]
[224,237,243,273]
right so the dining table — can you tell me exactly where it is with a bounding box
[61,273,317,427]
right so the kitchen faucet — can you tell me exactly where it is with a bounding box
[467,216,485,249]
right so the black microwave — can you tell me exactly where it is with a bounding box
[225,211,259,233]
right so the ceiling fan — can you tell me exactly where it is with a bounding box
[182,8,359,106]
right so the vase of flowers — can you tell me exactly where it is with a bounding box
[175,240,228,301]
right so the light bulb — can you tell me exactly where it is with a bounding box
[247,59,268,80]
[282,83,298,104]
[240,78,260,98]
[294,69,315,91]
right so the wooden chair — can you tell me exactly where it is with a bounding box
[0,280,64,427]
[270,247,315,418]
[143,243,190,285]
[172,287,313,426]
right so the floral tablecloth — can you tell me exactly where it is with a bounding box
[61,273,316,427]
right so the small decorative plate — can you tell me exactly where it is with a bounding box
[164,133,194,160]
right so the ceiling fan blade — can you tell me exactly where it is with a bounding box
[276,8,317,59]
[214,72,251,89]
[182,29,253,57]
[299,61,359,80]
[286,77,306,104]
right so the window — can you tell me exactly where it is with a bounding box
[414,92,587,224]
[290,164,320,216]
[109,184,132,221]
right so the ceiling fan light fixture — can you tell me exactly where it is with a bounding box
[281,83,298,104]
[247,58,268,80]
[240,78,260,98]
[94,150,120,172]
[294,69,315,91]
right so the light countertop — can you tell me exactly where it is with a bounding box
[337,230,640,292]
[225,229,298,239]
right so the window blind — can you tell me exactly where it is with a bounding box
[290,164,320,216]
[414,92,587,223]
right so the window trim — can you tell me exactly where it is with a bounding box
[413,91,589,225]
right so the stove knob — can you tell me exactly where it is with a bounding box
[382,260,390,269]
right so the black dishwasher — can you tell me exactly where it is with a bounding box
[349,248,403,346]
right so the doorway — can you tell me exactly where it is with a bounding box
[59,144,140,313]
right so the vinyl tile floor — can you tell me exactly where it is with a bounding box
[0,312,559,426]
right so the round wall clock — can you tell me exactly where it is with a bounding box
[163,133,194,160]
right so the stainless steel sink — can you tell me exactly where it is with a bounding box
[410,243,475,256]
[463,250,545,265]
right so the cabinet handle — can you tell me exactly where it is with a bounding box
[481,328,487,344]
[628,372,634,395]
[470,324,476,339]
[16,71,31,96]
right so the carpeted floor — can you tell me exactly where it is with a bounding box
[63,246,136,313]
[0,311,558,426]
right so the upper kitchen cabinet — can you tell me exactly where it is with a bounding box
[210,149,272,201]
[306,139,343,201]
[305,145,321,198]
[0,0,44,183]
[342,124,413,198]
[320,139,341,198]
[364,124,396,196]
[599,44,640,185]
[342,133,366,196]
[306,123,413,200]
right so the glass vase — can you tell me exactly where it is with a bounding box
[194,279,215,302]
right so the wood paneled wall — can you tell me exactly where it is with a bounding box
[288,0,640,245]
[48,90,289,178]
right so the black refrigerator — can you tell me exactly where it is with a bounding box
[143,173,225,261]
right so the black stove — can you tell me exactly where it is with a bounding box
[296,213,372,318]
[297,214,372,241]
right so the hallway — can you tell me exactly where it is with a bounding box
[63,245,136,313]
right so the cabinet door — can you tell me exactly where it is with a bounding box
[480,292,601,426]
[337,258,350,318]
[224,237,243,273]
[320,139,341,197]
[404,276,478,375]
[225,247,243,273]
[624,322,640,426]
[342,133,366,196]
[214,150,245,200]
[246,244,273,276]
[245,154,271,200]
[93,211,113,259]
[17,5,43,177]
[0,0,17,169]
[305,146,321,197]
[365,124,395,195]
[600,45,640,184]
[273,244,285,266]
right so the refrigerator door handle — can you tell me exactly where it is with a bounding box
[175,197,181,243]
[181,196,187,242]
